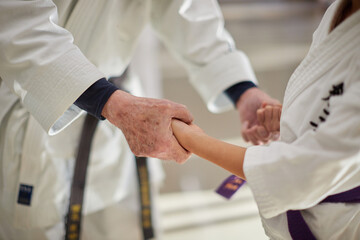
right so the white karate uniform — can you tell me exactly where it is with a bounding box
[0,0,257,239]
[244,1,360,239]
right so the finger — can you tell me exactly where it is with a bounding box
[247,133,258,145]
[172,104,194,124]
[264,106,273,131]
[171,119,193,150]
[257,108,265,125]
[241,121,250,142]
[271,107,280,131]
[252,125,270,145]
[270,132,280,141]
[247,125,262,145]
[170,120,193,163]
[190,123,203,133]
[278,107,282,121]
[170,136,192,164]
[256,125,270,140]
[171,119,185,136]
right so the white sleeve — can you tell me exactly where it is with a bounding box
[244,62,360,219]
[150,0,257,113]
[0,0,105,135]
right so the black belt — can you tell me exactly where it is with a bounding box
[65,75,154,240]
[65,113,98,240]
[136,156,155,240]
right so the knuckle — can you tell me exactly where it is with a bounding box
[178,103,187,110]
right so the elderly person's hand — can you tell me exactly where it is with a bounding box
[236,88,281,145]
[102,90,193,163]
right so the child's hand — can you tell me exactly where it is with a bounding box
[257,103,282,140]
[171,119,204,153]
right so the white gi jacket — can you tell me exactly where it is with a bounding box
[0,0,257,233]
[244,1,360,239]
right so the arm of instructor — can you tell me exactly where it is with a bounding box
[0,0,192,163]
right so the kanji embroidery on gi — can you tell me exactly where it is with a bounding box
[310,82,344,130]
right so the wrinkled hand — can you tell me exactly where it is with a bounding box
[102,90,193,163]
[236,87,281,145]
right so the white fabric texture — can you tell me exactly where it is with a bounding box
[244,1,360,239]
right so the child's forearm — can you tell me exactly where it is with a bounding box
[172,120,246,179]
[186,132,246,179]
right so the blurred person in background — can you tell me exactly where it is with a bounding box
[0,0,280,239]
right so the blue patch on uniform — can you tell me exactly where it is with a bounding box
[17,184,33,206]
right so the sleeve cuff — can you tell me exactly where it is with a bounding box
[22,48,105,135]
[243,146,279,219]
[224,81,257,106]
[74,78,119,120]
[189,51,258,113]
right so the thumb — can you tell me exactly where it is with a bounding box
[172,104,194,124]
[241,121,250,142]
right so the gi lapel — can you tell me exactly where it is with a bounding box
[0,85,18,126]
[283,9,360,110]
[14,116,60,229]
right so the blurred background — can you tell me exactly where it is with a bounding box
[132,0,332,239]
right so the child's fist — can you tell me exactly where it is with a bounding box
[257,103,282,136]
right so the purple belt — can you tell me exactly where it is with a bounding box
[287,186,360,240]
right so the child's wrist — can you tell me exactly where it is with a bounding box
[185,131,206,153]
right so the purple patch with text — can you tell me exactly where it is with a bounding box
[216,175,246,199]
